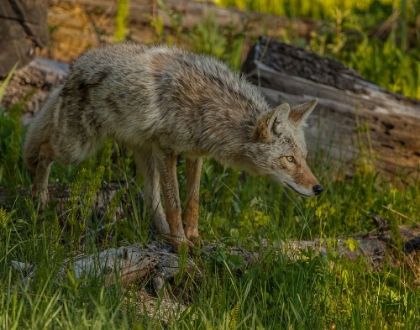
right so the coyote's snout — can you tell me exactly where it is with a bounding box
[23,43,322,252]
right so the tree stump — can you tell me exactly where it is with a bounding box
[0,0,48,77]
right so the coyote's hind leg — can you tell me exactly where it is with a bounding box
[32,142,54,210]
[184,157,203,246]
[133,150,170,237]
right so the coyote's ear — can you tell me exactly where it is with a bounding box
[289,99,318,127]
[252,103,290,143]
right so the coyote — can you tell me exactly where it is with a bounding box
[23,43,322,252]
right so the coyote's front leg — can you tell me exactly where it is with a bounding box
[184,157,203,245]
[157,151,194,252]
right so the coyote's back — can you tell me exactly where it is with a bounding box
[23,43,322,252]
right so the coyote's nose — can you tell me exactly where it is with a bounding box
[313,185,323,195]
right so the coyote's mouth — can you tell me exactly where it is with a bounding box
[286,183,312,197]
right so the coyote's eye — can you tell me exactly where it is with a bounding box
[286,156,295,163]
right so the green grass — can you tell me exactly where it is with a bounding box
[1,1,420,328]
[1,96,419,328]
[115,0,130,42]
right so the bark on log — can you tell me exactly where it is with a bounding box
[242,37,420,184]
[10,244,189,321]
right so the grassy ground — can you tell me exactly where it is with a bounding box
[1,1,420,329]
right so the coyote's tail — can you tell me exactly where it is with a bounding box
[23,88,61,172]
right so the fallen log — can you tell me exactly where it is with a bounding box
[111,0,319,38]
[11,208,420,288]
[5,184,419,286]
[242,37,420,184]
[11,242,189,322]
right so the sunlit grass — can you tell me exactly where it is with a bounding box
[214,0,403,19]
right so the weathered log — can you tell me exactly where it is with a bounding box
[242,37,420,184]
[8,183,419,277]
[11,242,189,321]
[11,211,420,287]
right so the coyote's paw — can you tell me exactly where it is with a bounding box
[184,227,202,247]
[39,191,49,211]
[32,186,49,211]
[187,235,203,248]
[164,234,196,254]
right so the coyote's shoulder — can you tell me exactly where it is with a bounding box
[23,43,322,252]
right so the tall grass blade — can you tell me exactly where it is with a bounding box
[0,62,18,104]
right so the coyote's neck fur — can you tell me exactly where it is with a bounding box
[132,45,270,168]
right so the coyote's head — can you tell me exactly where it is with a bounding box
[246,99,322,197]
